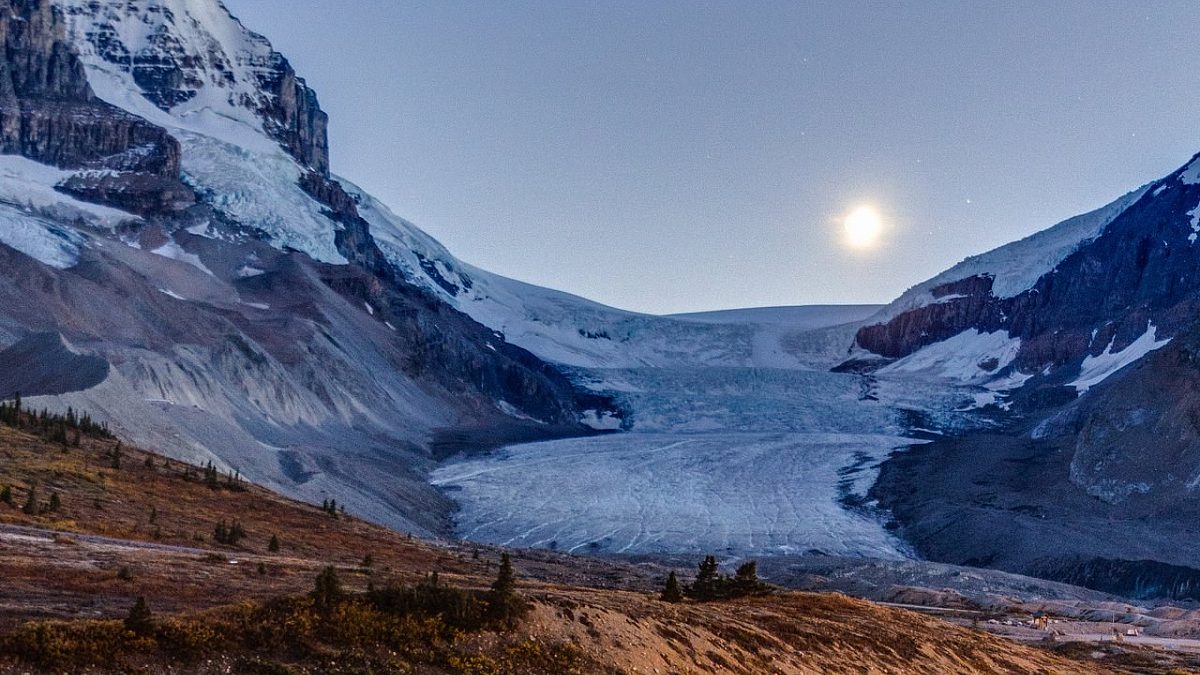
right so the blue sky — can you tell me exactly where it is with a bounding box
[225,0,1200,314]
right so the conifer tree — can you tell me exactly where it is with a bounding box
[124,596,153,635]
[312,566,342,611]
[689,555,720,600]
[661,571,683,603]
[48,492,61,512]
[733,559,767,596]
[21,485,36,515]
[488,552,523,625]
[268,534,280,552]
[0,485,11,506]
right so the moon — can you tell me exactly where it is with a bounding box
[843,205,884,249]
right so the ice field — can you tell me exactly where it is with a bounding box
[433,363,984,559]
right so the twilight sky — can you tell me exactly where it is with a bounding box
[225,0,1200,315]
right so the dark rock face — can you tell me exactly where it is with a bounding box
[57,168,194,214]
[257,56,328,176]
[856,276,1004,359]
[299,168,612,429]
[59,0,330,175]
[0,0,190,212]
[857,157,1200,375]
[871,322,1200,599]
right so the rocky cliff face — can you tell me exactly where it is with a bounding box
[0,0,190,212]
[57,0,329,175]
[857,155,1200,376]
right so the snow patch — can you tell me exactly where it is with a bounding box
[580,409,622,430]
[1181,156,1200,185]
[1071,323,1171,392]
[497,401,543,424]
[0,204,86,269]
[879,329,1022,385]
[0,154,137,228]
[150,240,212,276]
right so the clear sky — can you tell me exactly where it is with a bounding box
[224,0,1200,315]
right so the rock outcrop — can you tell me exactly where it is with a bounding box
[0,0,191,212]
[857,155,1200,375]
[57,0,329,175]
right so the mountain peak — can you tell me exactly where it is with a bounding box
[56,0,329,174]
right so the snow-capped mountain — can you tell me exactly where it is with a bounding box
[0,0,628,534]
[852,153,1200,392]
[857,154,1200,599]
[0,0,889,539]
[6,0,1200,599]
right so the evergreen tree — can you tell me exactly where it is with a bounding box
[661,571,683,603]
[733,559,767,596]
[124,596,153,635]
[21,485,36,515]
[492,552,516,598]
[312,566,342,611]
[47,492,61,512]
[0,485,11,506]
[487,552,523,625]
[268,534,280,552]
[689,555,720,600]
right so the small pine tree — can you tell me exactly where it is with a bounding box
[661,571,683,603]
[47,492,61,513]
[492,553,516,598]
[312,566,342,611]
[0,485,11,506]
[488,552,523,625]
[689,555,720,600]
[148,506,158,525]
[268,534,280,552]
[124,596,153,635]
[257,562,267,575]
[733,559,768,596]
[361,553,374,568]
[21,485,37,515]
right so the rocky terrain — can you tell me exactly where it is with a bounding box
[1,420,1185,674]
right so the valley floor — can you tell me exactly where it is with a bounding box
[0,423,1169,674]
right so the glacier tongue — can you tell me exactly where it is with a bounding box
[433,364,982,558]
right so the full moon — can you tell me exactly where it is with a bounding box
[843,205,884,249]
